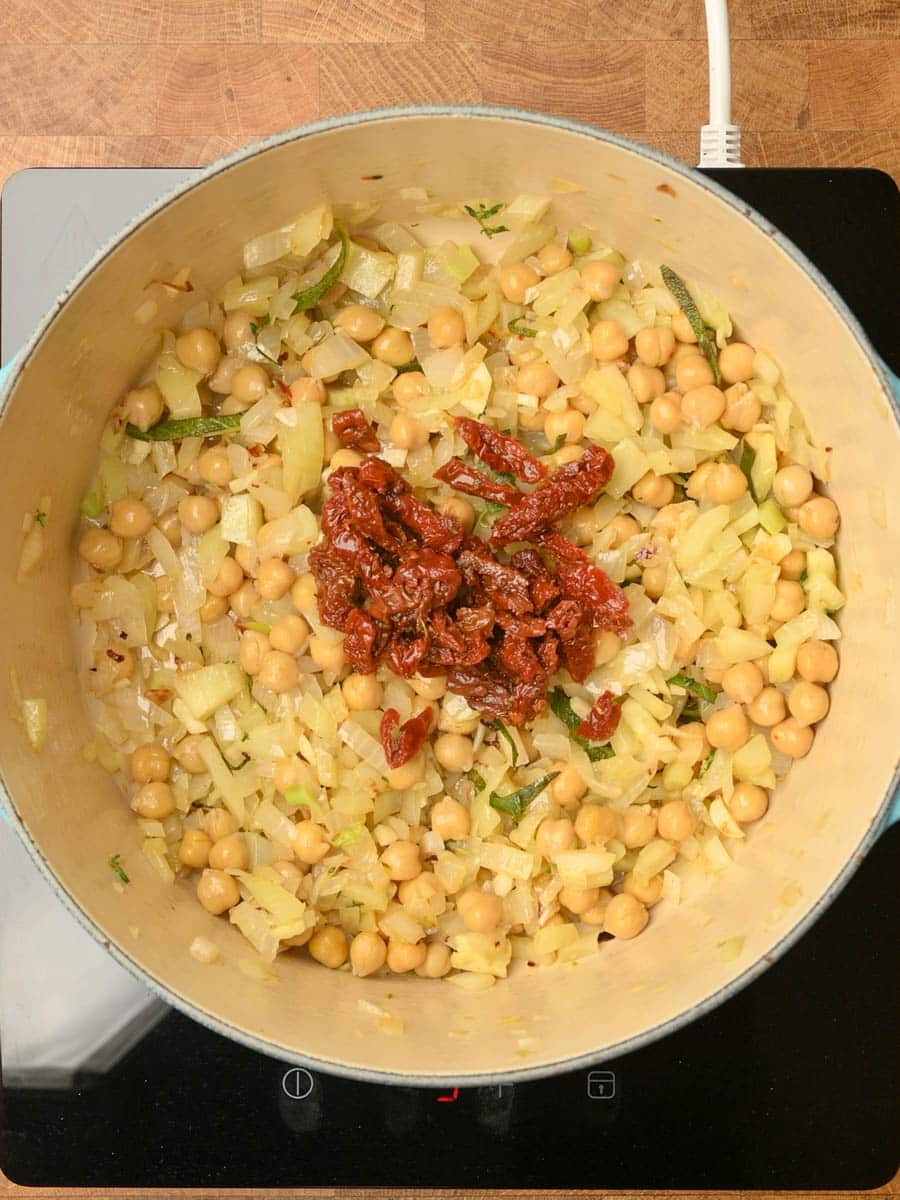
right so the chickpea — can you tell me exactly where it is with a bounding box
[788,680,829,727]
[544,407,585,446]
[620,807,657,849]
[537,241,573,274]
[675,721,709,766]
[380,840,421,882]
[256,557,295,601]
[206,809,239,843]
[706,705,749,751]
[338,672,379,712]
[410,674,447,701]
[176,325,220,375]
[686,461,714,499]
[177,494,219,535]
[718,341,756,384]
[728,781,769,823]
[575,803,617,845]
[603,892,649,939]
[773,465,814,509]
[623,871,664,907]
[590,319,629,362]
[234,544,256,576]
[132,781,175,820]
[78,527,123,572]
[771,717,814,758]
[627,362,666,404]
[155,509,181,548]
[387,754,424,790]
[579,890,614,926]
[706,463,748,505]
[131,742,171,784]
[798,495,839,539]
[124,384,164,431]
[290,573,316,613]
[635,326,676,368]
[632,470,675,508]
[681,383,726,428]
[108,496,153,540]
[720,381,761,433]
[349,930,387,977]
[553,447,586,471]
[550,764,587,808]
[197,868,240,915]
[197,446,234,487]
[386,939,427,973]
[178,828,212,869]
[431,796,470,840]
[415,941,452,978]
[309,925,349,969]
[593,629,622,667]
[309,636,345,674]
[569,505,599,545]
[333,303,385,343]
[642,563,667,600]
[440,496,475,534]
[389,413,428,451]
[722,661,764,705]
[650,391,682,433]
[427,305,465,348]
[433,733,474,773]
[258,649,299,694]
[457,889,502,933]
[171,734,205,775]
[223,310,253,352]
[231,363,270,407]
[258,618,302,660]
[398,871,444,909]
[372,326,414,367]
[559,885,600,915]
[517,360,559,399]
[239,630,270,675]
[273,758,300,794]
[289,377,326,407]
[499,262,540,304]
[535,817,575,859]
[779,549,807,581]
[208,831,249,871]
[676,353,715,392]
[329,449,364,473]
[229,580,258,619]
[796,640,838,685]
[393,371,428,406]
[747,686,785,728]
[657,799,697,842]
[671,309,698,343]
[604,514,639,549]
[771,579,806,623]
[662,761,693,791]
[293,820,330,864]
[580,259,620,301]
[207,555,243,598]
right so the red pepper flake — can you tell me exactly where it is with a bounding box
[576,691,622,742]
[248,444,266,458]
[381,706,434,769]
[333,408,380,454]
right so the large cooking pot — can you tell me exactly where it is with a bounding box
[1,107,897,1086]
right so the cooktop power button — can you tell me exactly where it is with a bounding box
[282,1067,315,1100]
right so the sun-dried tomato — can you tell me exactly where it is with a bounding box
[332,408,380,453]
[359,457,463,554]
[455,417,546,484]
[456,540,535,615]
[343,608,382,674]
[434,457,520,505]
[539,531,631,636]
[577,691,622,742]
[381,706,434,768]
[490,444,614,546]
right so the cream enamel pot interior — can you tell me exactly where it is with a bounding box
[0,108,898,1086]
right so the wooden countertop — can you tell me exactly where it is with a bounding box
[0,1,897,1196]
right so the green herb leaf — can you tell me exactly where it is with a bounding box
[739,441,758,501]
[108,854,129,884]
[394,360,422,374]
[466,767,486,793]
[472,500,506,535]
[550,433,567,453]
[250,314,271,337]
[490,771,559,820]
[548,688,616,761]
[291,222,349,313]
[660,264,721,386]
[698,750,715,778]
[799,568,808,583]
[667,672,717,704]
[34,510,47,527]
[488,719,518,767]
[508,317,537,338]
[126,414,242,442]
[464,202,509,239]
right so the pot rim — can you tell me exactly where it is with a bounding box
[1,104,897,1087]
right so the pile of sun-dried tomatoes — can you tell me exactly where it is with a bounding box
[312,412,631,766]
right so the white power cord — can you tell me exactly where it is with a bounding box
[698,0,744,167]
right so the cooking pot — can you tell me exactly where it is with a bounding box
[0,107,897,1086]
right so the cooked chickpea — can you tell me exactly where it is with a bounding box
[288,377,326,406]
[431,796,470,840]
[620,807,657,849]
[387,754,424,789]
[580,259,620,301]
[579,890,614,926]
[262,616,304,658]
[575,803,618,845]
[433,733,474,773]
[686,461,714,499]
[550,764,587,807]
[602,515,637,550]
[662,761,693,791]
[676,355,716,394]
[635,326,676,368]
[239,630,270,675]
[349,930,387,977]
[440,496,476,534]
[389,412,428,451]
[457,889,502,933]
[559,885,600,915]
[330,449,364,472]
[779,549,807,580]
[208,831,249,871]
[590,319,629,362]
[197,869,240,915]
[675,721,709,765]
[593,629,622,667]
[197,446,234,487]
[207,555,243,598]
[223,310,253,351]
[156,508,182,547]
[680,383,726,428]
[132,781,175,820]
[206,809,239,842]
[798,495,839,539]
[256,557,295,601]
[537,241,573,274]
[553,445,584,469]
[289,576,316,616]
[569,505,599,545]
[178,494,219,534]
[706,463,748,505]
[309,925,349,969]
[657,799,697,842]
[293,820,330,865]
[258,649,299,693]
[706,705,749,751]
[536,817,576,858]
[174,734,207,774]
[747,686,785,727]
[339,672,380,712]
[623,871,664,906]
[721,381,761,433]
[517,360,559,399]
[309,636,345,674]
[178,828,211,869]
[718,341,756,384]
[372,326,414,367]
[427,305,466,348]
[410,673,447,701]
[124,384,164,431]
[393,371,428,406]
[78,528,123,572]
[231,363,270,407]
[386,939,427,973]
[771,579,806,623]
[604,892,649,939]
[728,782,769,824]
[499,262,540,304]
[796,640,838,684]
[788,680,829,727]
[773,465,814,509]
[229,580,258,619]
[381,840,422,882]
[642,563,667,600]
[771,717,814,758]
[175,327,221,376]
[131,742,171,783]
[671,309,698,343]
[109,497,153,540]
[333,303,386,343]
[543,407,585,447]
[627,362,666,404]
[398,872,444,910]
[722,661,764,705]
[415,941,452,978]
[632,470,675,508]
[650,391,682,434]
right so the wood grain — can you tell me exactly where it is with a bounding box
[264,0,424,42]
[319,43,480,113]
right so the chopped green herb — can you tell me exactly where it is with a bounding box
[108,854,129,884]
[284,784,314,809]
[678,700,702,724]
[394,360,422,374]
[249,314,271,337]
[466,767,486,793]
[698,750,715,778]
[660,264,721,386]
[34,510,47,527]
[488,718,518,767]
[126,414,242,442]
[241,732,249,742]
[472,500,506,534]
[490,771,559,820]
[548,688,615,760]
[242,620,272,634]
[291,222,349,313]
[550,433,567,453]
[799,568,808,583]
[508,317,537,338]
[224,752,250,773]
[79,492,105,518]
[667,673,717,704]
[464,202,509,239]
[739,441,757,501]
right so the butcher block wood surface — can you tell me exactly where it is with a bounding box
[0,0,898,1197]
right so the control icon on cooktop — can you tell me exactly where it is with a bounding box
[587,1070,616,1100]
[281,1067,315,1101]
